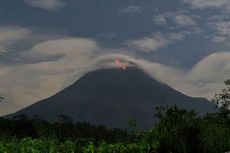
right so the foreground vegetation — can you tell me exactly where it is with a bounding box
[0,80,229,153]
[0,104,229,153]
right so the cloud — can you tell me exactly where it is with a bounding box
[153,13,197,28]
[211,21,230,36]
[153,15,168,26]
[119,6,144,14]
[187,52,230,83]
[23,0,65,11]
[206,21,230,43]
[0,27,31,53]
[182,0,230,11]
[0,26,62,65]
[173,15,197,27]
[184,52,230,98]
[211,36,227,43]
[126,33,184,52]
[26,38,98,59]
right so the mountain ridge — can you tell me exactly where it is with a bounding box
[7,67,217,129]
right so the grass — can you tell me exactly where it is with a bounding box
[0,137,160,153]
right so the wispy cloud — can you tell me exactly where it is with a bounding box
[173,15,197,27]
[153,15,168,26]
[182,0,230,11]
[0,27,31,53]
[153,12,197,28]
[126,32,184,52]
[206,21,230,43]
[23,0,65,11]
[119,5,144,14]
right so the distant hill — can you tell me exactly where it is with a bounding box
[8,67,217,129]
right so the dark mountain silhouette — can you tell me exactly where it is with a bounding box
[9,67,217,129]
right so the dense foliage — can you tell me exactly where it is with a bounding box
[0,105,229,153]
[0,116,129,143]
[0,80,229,153]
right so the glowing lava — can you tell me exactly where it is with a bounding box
[115,59,128,70]
[115,59,120,64]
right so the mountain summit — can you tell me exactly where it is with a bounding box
[10,67,216,129]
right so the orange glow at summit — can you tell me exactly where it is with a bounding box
[114,59,128,70]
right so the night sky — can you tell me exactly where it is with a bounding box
[0,0,230,115]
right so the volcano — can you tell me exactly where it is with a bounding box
[9,67,217,129]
